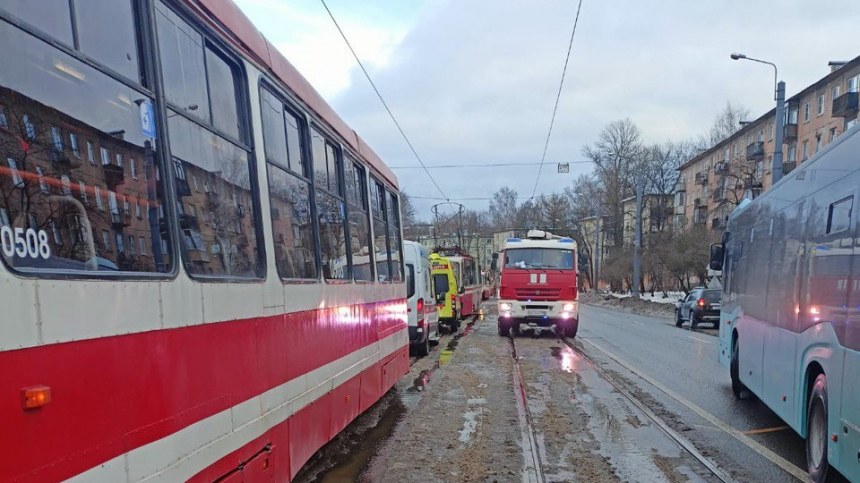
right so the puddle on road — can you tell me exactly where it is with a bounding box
[549,346,580,373]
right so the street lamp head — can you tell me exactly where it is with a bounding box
[730,53,746,60]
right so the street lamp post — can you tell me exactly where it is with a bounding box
[730,53,785,185]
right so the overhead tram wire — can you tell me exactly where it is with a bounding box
[530,0,584,200]
[389,160,593,170]
[320,0,449,201]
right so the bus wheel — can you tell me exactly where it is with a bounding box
[806,373,830,483]
[730,338,750,399]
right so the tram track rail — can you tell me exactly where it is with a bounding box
[556,333,737,483]
[508,335,547,483]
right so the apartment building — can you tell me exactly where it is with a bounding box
[677,56,860,230]
[621,194,674,246]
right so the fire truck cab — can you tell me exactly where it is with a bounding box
[496,230,579,337]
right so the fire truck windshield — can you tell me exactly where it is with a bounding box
[504,248,574,270]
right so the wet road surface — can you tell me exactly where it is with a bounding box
[292,301,851,482]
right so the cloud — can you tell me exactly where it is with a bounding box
[239,0,860,218]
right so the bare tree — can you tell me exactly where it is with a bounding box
[488,187,518,230]
[699,102,751,147]
[582,118,645,247]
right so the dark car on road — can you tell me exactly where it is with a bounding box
[675,288,721,329]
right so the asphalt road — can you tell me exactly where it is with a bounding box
[576,302,849,483]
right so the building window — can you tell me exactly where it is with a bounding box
[827,196,853,234]
[95,186,104,210]
[115,153,123,168]
[22,114,35,140]
[7,158,23,188]
[50,219,62,245]
[0,106,7,130]
[100,147,110,165]
[130,157,137,178]
[51,127,64,151]
[87,141,96,164]
[69,133,79,157]
[102,230,112,252]
[79,181,88,204]
[128,235,136,255]
[788,144,797,162]
[769,123,774,140]
[123,197,130,215]
[815,136,822,154]
[817,94,825,116]
[802,140,808,160]
[830,127,838,143]
[832,85,841,100]
[804,103,810,122]
[139,236,147,255]
[849,76,859,93]
[115,233,125,253]
[36,166,49,193]
[61,175,71,195]
[136,203,142,218]
[260,86,318,280]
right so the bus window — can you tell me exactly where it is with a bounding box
[0,6,173,275]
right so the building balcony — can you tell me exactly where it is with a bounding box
[714,161,729,174]
[50,147,82,169]
[783,122,798,141]
[695,172,708,184]
[712,188,727,202]
[693,210,708,224]
[712,218,726,230]
[783,160,797,174]
[111,211,129,228]
[832,92,859,118]
[693,197,705,207]
[103,164,125,190]
[746,142,765,161]
[178,213,199,231]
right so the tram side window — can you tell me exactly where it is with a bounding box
[311,128,349,280]
[371,178,390,281]
[260,86,318,280]
[345,157,373,281]
[0,10,172,275]
[158,3,260,278]
[2,1,141,82]
[387,190,403,282]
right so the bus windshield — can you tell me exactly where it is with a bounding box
[505,248,574,270]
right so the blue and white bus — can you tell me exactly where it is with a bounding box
[712,124,860,482]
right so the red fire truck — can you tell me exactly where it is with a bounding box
[495,230,579,337]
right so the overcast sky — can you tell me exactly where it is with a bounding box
[235,0,860,218]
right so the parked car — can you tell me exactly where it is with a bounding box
[675,288,721,329]
[405,241,441,356]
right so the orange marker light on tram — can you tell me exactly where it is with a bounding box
[22,386,51,410]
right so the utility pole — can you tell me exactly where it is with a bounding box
[773,80,785,184]
[593,214,600,291]
[632,177,643,297]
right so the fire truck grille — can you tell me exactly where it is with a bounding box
[514,288,561,301]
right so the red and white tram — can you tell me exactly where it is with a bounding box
[0,1,408,482]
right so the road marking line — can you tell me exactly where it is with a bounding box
[686,335,712,344]
[630,320,642,325]
[743,426,790,435]
[579,338,808,482]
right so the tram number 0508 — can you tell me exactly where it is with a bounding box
[0,227,52,260]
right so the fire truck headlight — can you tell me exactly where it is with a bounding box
[563,302,576,312]
[500,302,512,311]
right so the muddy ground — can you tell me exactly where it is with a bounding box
[295,303,723,483]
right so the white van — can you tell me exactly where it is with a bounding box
[404,241,440,356]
